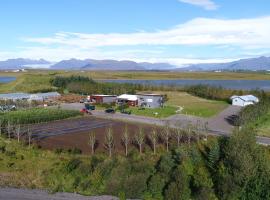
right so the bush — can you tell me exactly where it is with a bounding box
[66,158,82,173]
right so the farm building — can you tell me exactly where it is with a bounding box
[0,93,30,101]
[0,92,61,101]
[230,95,259,107]
[137,93,164,108]
[117,94,138,106]
[90,95,117,104]
[29,92,61,101]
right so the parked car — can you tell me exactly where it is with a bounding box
[105,108,115,114]
[85,103,95,110]
[79,98,89,103]
[80,108,92,115]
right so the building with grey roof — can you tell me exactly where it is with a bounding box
[137,93,164,108]
[0,92,60,102]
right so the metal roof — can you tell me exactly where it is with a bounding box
[0,92,60,100]
[230,95,259,102]
[0,93,30,100]
[117,94,138,101]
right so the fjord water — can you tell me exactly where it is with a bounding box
[102,79,270,91]
[0,77,16,83]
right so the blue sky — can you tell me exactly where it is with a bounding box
[1,0,270,66]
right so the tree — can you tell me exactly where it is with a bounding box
[216,129,261,199]
[162,123,171,152]
[27,125,32,147]
[0,119,2,136]
[174,126,183,148]
[7,120,12,140]
[121,124,130,156]
[186,122,193,147]
[15,123,21,142]
[149,127,158,154]
[104,127,114,157]
[89,131,96,155]
[165,166,191,200]
[203,122,209,141]
[134,126,145,154]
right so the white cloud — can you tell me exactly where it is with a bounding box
[2,16,268,66]
[23,16,270,50]
[178,0,218,10]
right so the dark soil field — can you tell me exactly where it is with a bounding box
[33,116,178,154]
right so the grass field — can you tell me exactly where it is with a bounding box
[0,70,270,93]
[59,70,270,80]
[158,91,228,117]
[257,112,270,137]
[0,72,55,93]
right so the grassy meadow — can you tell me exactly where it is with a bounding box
[149,91,228,117]
[0,70,270,93]
[60,70,270,80]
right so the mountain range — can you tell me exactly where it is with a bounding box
[0,58,50,69]
[0,56,270,71]
[50,59,175,70]
[182,56,270,71]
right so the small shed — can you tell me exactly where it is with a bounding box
[117,94,138,106]
[137,93,164,108]
[90,95,117,104]
[230,95,259,107]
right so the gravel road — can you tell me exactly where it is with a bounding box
[0,188,118,200]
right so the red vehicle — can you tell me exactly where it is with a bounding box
[80,108,92,115]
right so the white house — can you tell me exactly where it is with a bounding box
[230,95,259,107]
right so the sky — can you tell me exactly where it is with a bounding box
[1,0,270,66]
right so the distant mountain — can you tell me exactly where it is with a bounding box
[184,56,270,71]
[50,59,92,70]
[0,58,50,69]
[1,56,270,71]
[51,58,175,70]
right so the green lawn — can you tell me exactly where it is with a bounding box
[157,91,228,117]
[127,106,177,118]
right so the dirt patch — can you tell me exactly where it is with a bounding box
[33,117,193,155]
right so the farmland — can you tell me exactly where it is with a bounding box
[0,108,81,124]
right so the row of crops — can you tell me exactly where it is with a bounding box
[0,108,82,125]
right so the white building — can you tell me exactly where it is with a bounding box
[230,95,259,107]
[117,94,138,106]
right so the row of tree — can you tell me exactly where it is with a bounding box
[88,122,209,157]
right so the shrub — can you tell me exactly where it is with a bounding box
[66,158,82,173]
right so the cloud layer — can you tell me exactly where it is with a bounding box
[178,0,218,10]
[24,16,270,49]
[1,16,269,65]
